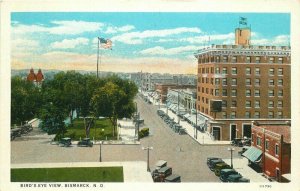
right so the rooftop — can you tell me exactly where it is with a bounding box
[254,125,291,143]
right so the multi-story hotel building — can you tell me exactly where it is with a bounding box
[194,27,291,141]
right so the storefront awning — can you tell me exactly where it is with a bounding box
[242,146,262,163]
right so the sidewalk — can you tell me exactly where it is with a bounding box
[11,161,153,182]
[160,107,231,145]
[223,158,270,182]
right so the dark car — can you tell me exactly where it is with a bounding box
[219,169,238,182]
[214,163,231,176]
[77,138,93,147]
[209,159,224,171]
[164,174,181,182]
[153,166,172,182]
[207,157,221,166]
[59,137,72,147]
[238,178,250,182]
[227,174,243,182]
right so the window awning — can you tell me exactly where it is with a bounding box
[242,146,262,163]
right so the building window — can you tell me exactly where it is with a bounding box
[269,57,274,63]
[268,100,274,108]
[215,78,220,85]
[269,90,274,97]
[278,111,283,118]
[251,133,254,143]
[223,56,228,63]
[206,88,209,94]
[230,111,236,119]
[278,79,283,86]
[232,67,237,75]
[265,140,269,150]
[268,111,274,118]
[216,56,220,63]
[278,89,283,97]
[269,79,275,86]
[255,68,260,75]
[278,57,283,64]
[246,78,251,86]
[211,67,214,74]
[222,67,228,74]
[215,67,220,74]
[246,67,251,75]
[278,100,283,107]
[255,79,260,86]
[231,100,237,107]
[206,98,209,104]
[257,137,261,146]
[202,87,204,93]
[245,111,251,118]
[254,89,260,97]
[275,144,279,156]
[246,56,251,63]
[222,100,227,107]
[210,89,214,95]
[232,56,237,63]
[222,89,227,96]
[215,89,219,96]
[254,111,260,118]
[232,78,237,86]
[246,100,251,108]
[222,112,227,119]
[278,68,283,75]
[269,68,275,75]
[246,89,251,97]
[222,78,227,85]
[255,56,261,63]
[231,89,237,97]
[255,100,260,108]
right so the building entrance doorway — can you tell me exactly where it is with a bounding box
[230,124,237,140]
[212,127,221,140]
[243,124,251,138]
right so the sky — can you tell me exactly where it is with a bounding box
[11,12,290,74]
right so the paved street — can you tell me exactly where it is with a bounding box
[11,95,243,182]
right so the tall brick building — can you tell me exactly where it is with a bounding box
[194,28,291,141]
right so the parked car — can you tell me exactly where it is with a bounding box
[164,174,181,182]
[153,166,172,182]
[77,138,93,147]
[151,160,168,177]
[237,178,250,182]
[220,169,238,182]
[59,137,72,147]
[208,159,224,171]
[207,157,221,166]
[227,174,243,182]
[214,163,231,176]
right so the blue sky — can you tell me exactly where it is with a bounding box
[11,12,290,74]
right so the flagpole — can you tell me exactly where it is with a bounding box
[97,37,100,78]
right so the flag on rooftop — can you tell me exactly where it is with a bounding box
[98,37,112,49]
[239,17,247,25]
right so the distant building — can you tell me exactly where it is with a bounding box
[194,27,291,141]
[26,68,44,85]
[244,122,291,182]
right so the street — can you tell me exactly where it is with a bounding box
[11,95,242,182]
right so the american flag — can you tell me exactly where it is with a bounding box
[98,37,112,49]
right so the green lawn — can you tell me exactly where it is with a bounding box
[58,118,117,141]
[11,167,123,182]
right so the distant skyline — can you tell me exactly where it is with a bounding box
[11,12,290,74]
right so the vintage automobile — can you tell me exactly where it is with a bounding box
[153,166,173,182]
[214,163,231,176]
[59,137,72,147]
[77,138,93,147]
[207,157,221,166]
[227,174,243,182]
[220,169,239,182]
[151,160,167,177]
[208,159,224,171]
[237,178,250,182]
[164,174,181,182]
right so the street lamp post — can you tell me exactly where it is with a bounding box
[228,147,235,168]
[142,146,153,172]
[177,90,180,124]
[195,110,198,139]
[99,129,104,162]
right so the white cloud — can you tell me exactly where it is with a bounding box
[111,27,202,44]
[183,33,235,44]
[251,35,290,46]
[140,45,203,56]
[104,25,135,34]
[50,38,89,49]
[11,38,40,59]
[12,20,104,35]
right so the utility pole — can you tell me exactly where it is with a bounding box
[142,146,153,172]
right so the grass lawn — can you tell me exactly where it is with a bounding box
[58,118,117,141]
[11,167,123,182]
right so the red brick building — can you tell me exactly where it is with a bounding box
[155,83,196,103]
[246,122,291,182]
[27,68,44,84]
